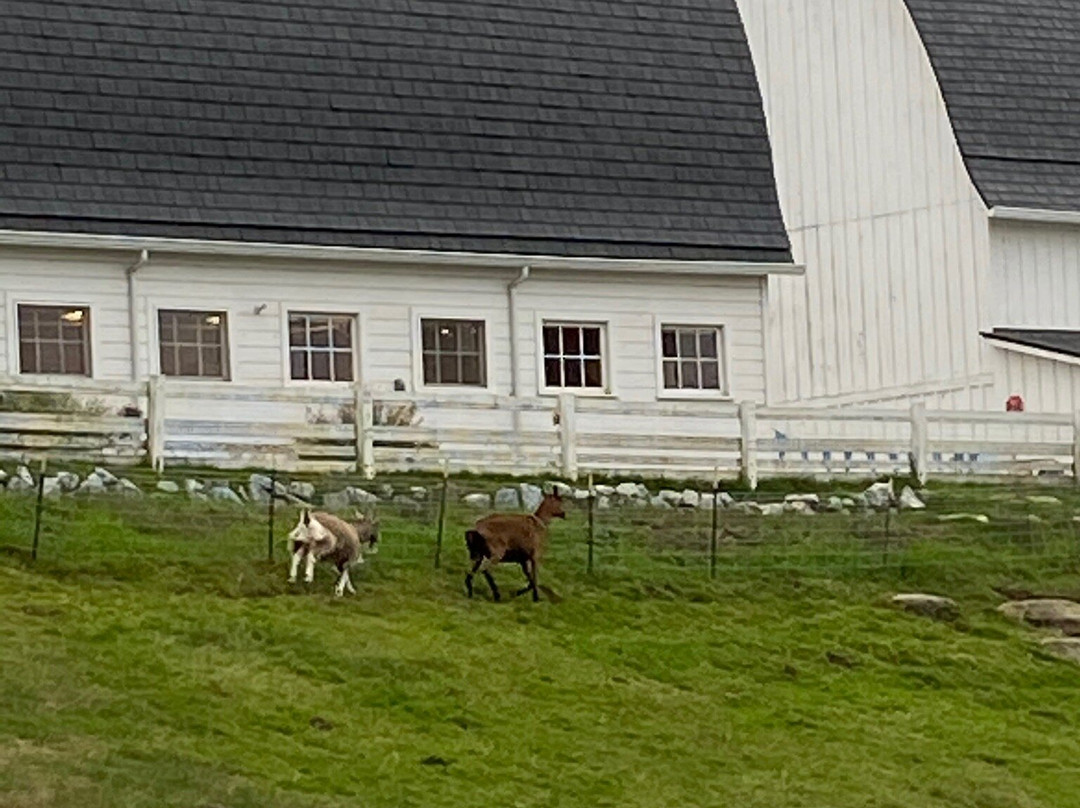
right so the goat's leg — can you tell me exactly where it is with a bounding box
[514,559,535,598]
[465,557,483,598]
[288,546,305,583]
[481,559,501,602]
[303,549,317,584]
[529,559,540,602]
[334,565,353,597]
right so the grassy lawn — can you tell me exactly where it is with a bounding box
[2,479,1080,807]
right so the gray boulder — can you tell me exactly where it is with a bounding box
[572,488,592,501]
[409,486,429,501]
[823,496,845,513]
[377,484,395,500]
[56,471,80,492]
[248,473,287,504]
[184,479,205,495]
[698,493,715,510]
[547,481,574,498]
[892,594,960,622]
[759,503,785,517]
[520,483,544,511]
[494,487,520,509]
[323,490,351,511]
[463,493,491,509]
[289,481,317,502]
[347,486,379,505]
[92,467,119,487]
[597,495,611,510]
[594,484,615,497]
[0,469,7,487]
[998,599,1080,635]
[650,495,672,509]
[209,485,242,505]
[785,493,820,506]
[117,478,142,497]
[938,513,989,524]
[1040,637,1080,664]
[864,480,894,509]
[658,489,682,506]
[615,482,648,500]
[78,474,106,495]
[1027,495,1062,506]
[156,480,180,494]
[8,465,35,493]
[784,501,815,515]
[717,492,736,509]
[393,494,423,515]
[42,477,62,498]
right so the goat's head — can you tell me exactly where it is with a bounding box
[289,509,332,547]
[352,510,380,555]
[537,490,566,521]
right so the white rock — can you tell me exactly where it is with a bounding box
[822,496,845,512]
[92,467,119,487]
[8,465,35,492]
[347,487,379,505]
[463,493,491,509]
[938,513,989,524]
[289,481,317,502]
[409,486,429,501]
[547,481,574,498]
[78,475,106,494]
[679,489,700,508]
[898,486,926,510]
[1027,495,1062,506]
[717,492,735,509]
[573,488,592,501]
[0,469,7,485]
[784,501,814,515]
[999,600,1080,634]
[248,473,286,503]
[698,493,715,510]
[156,480,180,494]
[785,493,820,505]
[377,484,395,500]
[597,495,611,510]
[184,479,205,495]
[1041,638,1080,664]
[117,478,142,497]
[841,497,857,509]
[760,503,785,517]
[323,490,350,511]
[650,495,672,509]
[55,471,80,492]
[519,483,543,511]
[209,485,242,505]
[494,487,520,509]
[614,482,648,499]
[42,477,61,497]
[864,480,895,509]
[594,484,615,497]
[659,489,682,506]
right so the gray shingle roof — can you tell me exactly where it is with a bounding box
[905,0,1080,212]
[983,328,1080,359]
[0,0,791,262]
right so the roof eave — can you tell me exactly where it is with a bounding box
[981,331,1080,367]
[988,206,1080,227]
[0,228,803,277]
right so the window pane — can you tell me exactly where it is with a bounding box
[437,323,458,352]
[19,341,36,373]
[333,351,353,382]
[460,322,482,352]
[178,345,200,376]
[63,343,85,375]
[422,353,437,384]
[662,360,679,388]
[661,329,677,358]
[699,329,719,359]
[562,326,580,355]
[544,357,562,387]
[460,355,483,385]
[681,361,699,389]
[701,360,721,390]
[177,320,198,344]
[309,319,330,347]
[161,348,176,377]
[678,330,697,357]
[332,319,352,349]
[202,347,223,379]
[290,350,308,380]
[582,327,601,356]
[289,317,307,348]
[310,352,331,380]
[438,354,457,384]
[37,319,59,340]
[583,359,603,388]
[564,358,583,387]
[39,342,61,373]
[421,320,437,351]
[542,326,560,355]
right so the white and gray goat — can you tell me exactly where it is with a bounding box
[287,509,379,596]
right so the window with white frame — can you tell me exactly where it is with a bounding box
[420,318,486,386]
[660,324,726,393]
[17,304,91,376]
[289,313,355,382]
[158,309,229,379]
[542,322,605,390]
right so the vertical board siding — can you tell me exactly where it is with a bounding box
[992,221,1080,328]
[739,0,991,407]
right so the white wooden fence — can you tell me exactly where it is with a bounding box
[0,378,1078,487]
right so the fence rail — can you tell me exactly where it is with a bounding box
[1,377,1079,485]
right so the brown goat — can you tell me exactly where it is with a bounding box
[465,490,565,602]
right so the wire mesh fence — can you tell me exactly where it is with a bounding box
[3,461,1080,591]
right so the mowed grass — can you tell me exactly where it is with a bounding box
[1,484,1080,807]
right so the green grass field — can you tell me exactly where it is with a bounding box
[2,478,1080,807]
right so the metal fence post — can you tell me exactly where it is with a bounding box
[435,460,449,569]
[587,472,595,574]
[710,477,720,580]
[266,469,277,563]
[31,459,46,561]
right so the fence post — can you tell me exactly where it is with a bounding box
[31,459,46,561]
[587,472,596,575]
[558,393,578,482]
[1072,411,1080,485]
[738,401,758,491]
[147,374,166,473]
[710,474,720,580]
[266,468,277,563]
[909,402,928,486]
[354,384,375,480]
[434,460,449,570]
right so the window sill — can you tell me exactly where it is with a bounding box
[656,390,734,402]
[538,388,618,399]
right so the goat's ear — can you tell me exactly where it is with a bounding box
[302,509,311,525]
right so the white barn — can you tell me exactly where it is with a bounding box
[0,0,799,474]
[739,0,1080,413]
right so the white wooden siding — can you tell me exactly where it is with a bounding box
[739,0,991,407]
[0,248,770,420]
[990,220,1080,328]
